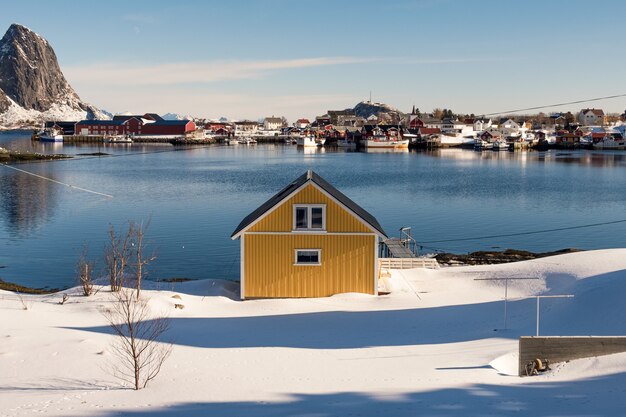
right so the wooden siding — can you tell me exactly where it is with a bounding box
[244,234,375,298]
[248,183,372,233]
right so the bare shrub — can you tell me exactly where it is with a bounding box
[77,245,96,296]
[101,288,172,390]
[129,220,156,300]
[105,224,132,292]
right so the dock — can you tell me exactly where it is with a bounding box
[383,237,416,258]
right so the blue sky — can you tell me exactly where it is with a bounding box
[2,0,625,121]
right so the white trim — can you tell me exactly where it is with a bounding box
[292,204,326,231]
[294,248,322,266]
[230,180,311,240]
[308,182,387,239]
[240,234,245,300]
[373,235,379,296]
[231,179,386,240]
[244,232,377,236]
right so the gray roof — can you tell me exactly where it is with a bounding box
[231,170,387,239]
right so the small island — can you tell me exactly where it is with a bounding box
[0,146,72,162]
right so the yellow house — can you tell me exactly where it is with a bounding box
[231,170,388,299]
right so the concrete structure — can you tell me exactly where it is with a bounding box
[231,170,387,299]
[519,336,626,376]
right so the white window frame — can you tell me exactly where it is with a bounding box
[292,204,326,232]
[294,249,322,266]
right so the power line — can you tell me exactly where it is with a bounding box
[0,163,113,198]
[419,219,626,244]
[481,93,626,117]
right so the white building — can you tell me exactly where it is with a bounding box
[263,116,283,131]
[578,109,605,126]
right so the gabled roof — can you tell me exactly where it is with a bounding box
[231,170,387,239]
[151,120,192,126]
[144,113,164,121]
[76,119,126,126]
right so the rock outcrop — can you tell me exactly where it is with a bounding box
[0,23,106,125]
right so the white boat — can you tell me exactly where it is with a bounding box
[593,134,626,150]
[440,133,476,147]
[296,136,325,147]
[39,128,63,142]
[492,140,510,151]
[363,134,409,149]
[474,138,493,150]
[105,135,133,144]
[236,137,257,144]
[336,138,356,148]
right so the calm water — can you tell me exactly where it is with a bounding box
[2,130,626,289]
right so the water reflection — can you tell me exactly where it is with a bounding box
[0,163,59,237]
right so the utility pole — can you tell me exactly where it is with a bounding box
[474,277,539,330]
[534,295,574,336]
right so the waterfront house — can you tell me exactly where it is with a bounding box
[479,130,502,141]
[231,170,387,299]
[499,118,521,130]
[233,120,259,135]
[295,118,310,128]
[263,116,283,131]
[578,109,606,126]
[76,114,195,137]
[473,118,492,131]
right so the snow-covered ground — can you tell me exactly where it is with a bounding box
[2,249,626,416]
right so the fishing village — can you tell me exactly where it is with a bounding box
[32,103,626,150]
[3,1,626,415]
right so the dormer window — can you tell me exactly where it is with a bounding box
[293,204,325,231]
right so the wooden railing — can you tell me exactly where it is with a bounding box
[378,257,439,270]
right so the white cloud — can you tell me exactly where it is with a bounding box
[64,57,374,86]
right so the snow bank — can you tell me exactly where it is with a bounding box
[2,249,626,416]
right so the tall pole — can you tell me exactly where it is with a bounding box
[535,295,574,336]
[504,278,508,330]
[473,277,538,331]
[536,296,540,336]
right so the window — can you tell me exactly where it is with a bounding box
[293,205,325,230]
[295,249,321,265]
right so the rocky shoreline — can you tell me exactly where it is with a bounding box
[434,248,581,266]
[0,146,72,162]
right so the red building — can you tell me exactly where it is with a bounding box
[75,113,196,136]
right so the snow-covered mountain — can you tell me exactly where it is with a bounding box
[0,23,108,126]
[162,112,195,121]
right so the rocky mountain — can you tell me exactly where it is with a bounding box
[0,23,107,125]
[162,112,195,121]
[352,101,403,119]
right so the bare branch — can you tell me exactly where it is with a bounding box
[101,288,172,390]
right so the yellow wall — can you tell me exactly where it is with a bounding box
[242,182,379,298]
[248,183,371,233]
[244,234,375,298]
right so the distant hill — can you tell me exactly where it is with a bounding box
[162,112,195,121]
[0,23,108,125]
[352,101,403,119]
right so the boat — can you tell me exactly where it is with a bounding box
[296,136,325,147]
[593,132,626,150]
[362,134,409,149]
[235,137,257,144]
[39,128,63,142]
[492,140,510,151]
[105,135,133,144]
[474,138,493,150]
[336,138,356,148]
[439,133,476,147]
